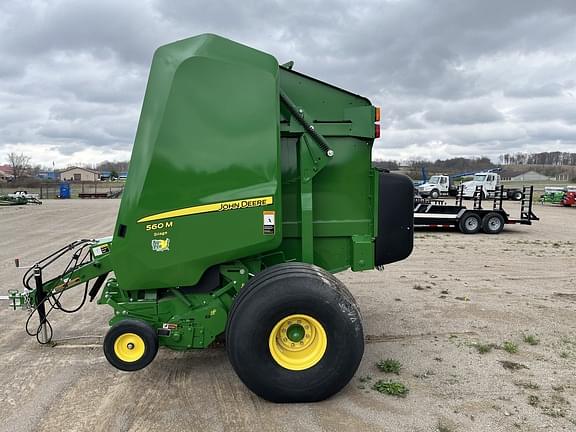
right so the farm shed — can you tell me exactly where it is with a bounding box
[59,167,99,182]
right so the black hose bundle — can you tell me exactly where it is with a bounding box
[23,239,94,344]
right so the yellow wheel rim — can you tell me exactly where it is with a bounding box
[114,333,145,363]
[269,314,327,371]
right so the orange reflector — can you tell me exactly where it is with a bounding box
[375,124,380,138]
[375,106,381,122]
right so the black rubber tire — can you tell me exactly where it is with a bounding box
[103,319,159,372]
[482,212,505,234]
[226,263,364,403]
[430,189,440,199]
[512,191,523,201]
[458,212,482,234]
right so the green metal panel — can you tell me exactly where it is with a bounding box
[112,34,282,290]
[276,67,377,272]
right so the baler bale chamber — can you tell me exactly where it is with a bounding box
[9,34,414,402]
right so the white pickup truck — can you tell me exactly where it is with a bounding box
[417,175,458,199]
[418,173,525,200]
[461,172,524,200]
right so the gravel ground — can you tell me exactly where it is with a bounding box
[1,199,575,432]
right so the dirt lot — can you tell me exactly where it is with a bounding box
[1,199,575,432]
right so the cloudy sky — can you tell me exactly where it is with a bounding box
[1,0,575,167]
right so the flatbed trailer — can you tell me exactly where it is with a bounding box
[414,185,539,234]
[79,192,109,199]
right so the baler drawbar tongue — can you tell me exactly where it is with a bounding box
[6,239,112,344]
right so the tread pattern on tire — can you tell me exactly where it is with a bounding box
[103,319,159,372]
[227,263,360,333]
[225,262,364,402]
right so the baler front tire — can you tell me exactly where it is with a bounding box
[103,320,158,372]
[226,263,364,403]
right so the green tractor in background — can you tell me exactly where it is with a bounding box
[8,34,413,402]
[540,187,567,205]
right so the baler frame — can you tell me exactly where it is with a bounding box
[6,34,414,403]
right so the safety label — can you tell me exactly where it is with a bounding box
[263,211,275,235]
[163,323,178,330]
[92,244,110,257]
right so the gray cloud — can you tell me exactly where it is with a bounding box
[424,101,504,125]
[0,0,575,166]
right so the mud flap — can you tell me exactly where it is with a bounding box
[375,172,414,266]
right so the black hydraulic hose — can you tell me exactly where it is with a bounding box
[48,244,91,312]
[22,239,93,289]
[22,239,95,344]
[50,282,89,313]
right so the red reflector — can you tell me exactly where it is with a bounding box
[375,124,380,138]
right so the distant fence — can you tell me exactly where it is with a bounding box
[0,181,124,199]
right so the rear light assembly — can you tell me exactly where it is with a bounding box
[374,106,381,138]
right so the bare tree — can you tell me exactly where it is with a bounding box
[6,152,31,180]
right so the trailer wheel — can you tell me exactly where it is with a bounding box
[482,212,505,234]
[103,320,158,371]
[430,189,440,199]
[226,263,364,402]
[458,212,481,234]
[512,191,523,201]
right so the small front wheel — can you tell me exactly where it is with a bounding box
[458,212,481,234]
[103,320,158,371]
[482,212,505,234]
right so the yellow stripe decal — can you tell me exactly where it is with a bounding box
[137,196,273,223]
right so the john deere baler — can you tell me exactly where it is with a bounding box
[9,34,413,402]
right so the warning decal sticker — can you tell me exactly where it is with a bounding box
[263,211,275,235]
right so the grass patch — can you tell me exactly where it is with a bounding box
[358,375,372,383]
[528,395,540,406]
[357,375,372,390]
[503,341,518,354]
[499,360,528,371]
[413,284,425,290]
[560,351,569,359]
[376,358,402,374]
[523,334,539,345]
[474,342,494,354]
[372,380,409,397]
